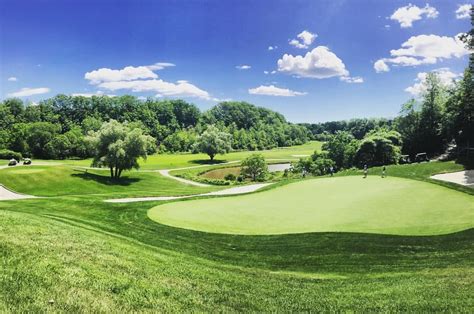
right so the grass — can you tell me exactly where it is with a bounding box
[0,156,473,311]
[0,165,218,198]
[200,166,242,179]
[149,176,474,235]
[0,141,321,170]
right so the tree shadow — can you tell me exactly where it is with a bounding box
[189,159,228,165]
[456,156,474,170]
[71,169,140,186]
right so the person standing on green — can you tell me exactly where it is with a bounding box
[382,166,386,178]
[363,164,368,178]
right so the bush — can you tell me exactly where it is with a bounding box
[0,149,22,160]
[224,173,236,181]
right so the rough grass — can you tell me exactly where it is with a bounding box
[0,159,473,311]
[200,167,241,179]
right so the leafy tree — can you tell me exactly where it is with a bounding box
[355,130,402,167]
[323,131,359,169]
[240,154,268,181]
[88,120,155,179]
[193,125,231,161]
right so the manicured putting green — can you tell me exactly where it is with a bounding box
[148,176,474,235]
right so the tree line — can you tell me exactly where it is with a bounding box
[0,98,309,160]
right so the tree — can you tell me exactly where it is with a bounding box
[355,130,402,167]
[323,131,358,169]
[88,120,155,179]
[241,154,268,181]
[193,125,231,161]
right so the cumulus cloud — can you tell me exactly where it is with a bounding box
[263,70,277,75]
[390,4,439,28]
[289,30,317,49]
[405,68,462,96]
[7,77,17,82]
[374,34,469,71]
[85,66,158,84]
[98,79,212,100]
[235,65,251,70]
[268,45,278,50]
[8,87,50,97]
[248,85,307,97]
[456,4,472,19]
[277,46,349,79]
[374,60,390,73]
[340,76,364,83]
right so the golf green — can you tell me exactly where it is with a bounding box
[148,176,474,235]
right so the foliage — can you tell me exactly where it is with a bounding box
[322,131,358,169]
[0,149,22,161]
[292,151,335,176]
[0,97,309,159]
[193,125,232,161]
[240,154,268,181]
[88,120,155,178]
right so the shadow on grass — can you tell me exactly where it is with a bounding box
[189,159,228,165]
[71,170,140,186]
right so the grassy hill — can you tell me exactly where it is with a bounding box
[0,154,472,311]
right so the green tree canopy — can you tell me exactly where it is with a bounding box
[193,125,232,161]
[88,120,155,178]
[240,154,268,181]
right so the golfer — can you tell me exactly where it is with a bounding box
[329,166,334,177]
[363,164,368,178]
[382,166,386,178]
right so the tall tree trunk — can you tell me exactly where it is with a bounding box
[114,167,119,178]
[110,167,114,178]
[118,168,123,178]
[210,154,214,161]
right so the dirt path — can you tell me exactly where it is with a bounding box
[431,170,474,187]
[105,183,272,203]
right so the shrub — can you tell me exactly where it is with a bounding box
[0,149,22,160]
[224,173,236,181]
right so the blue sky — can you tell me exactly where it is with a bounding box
[0,0,472,122]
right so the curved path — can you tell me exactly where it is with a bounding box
[0,184,35,201]
[105,183,272,203]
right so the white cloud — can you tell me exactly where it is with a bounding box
[8,87,50,97]
[7,77,17,82]
[456,4,472,19]
[98,79,212,100]
[374,59,390,72]
[384,24,391,29]
[236,65,251,70]
[390,4,439,28]
[71,91,115,97]
[374,34,469,71]
[263,70,277,75]
[405,68,462,96]
[268,45,278,50]
[277,46,349,79]
[85,65,158,84]
[340,76,364,83]
[248,85,307,97]
[289,30,317,49]
[146,62,175,70]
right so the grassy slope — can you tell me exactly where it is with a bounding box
[0,166,217,197]
[0,158,473,311]
[149,176,474,235]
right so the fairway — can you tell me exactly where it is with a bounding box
[149,176,474,235]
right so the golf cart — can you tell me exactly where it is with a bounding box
[8,159,18,166]
[399,155,411,164]
[415,152,429,163]
[23,158,32,165]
